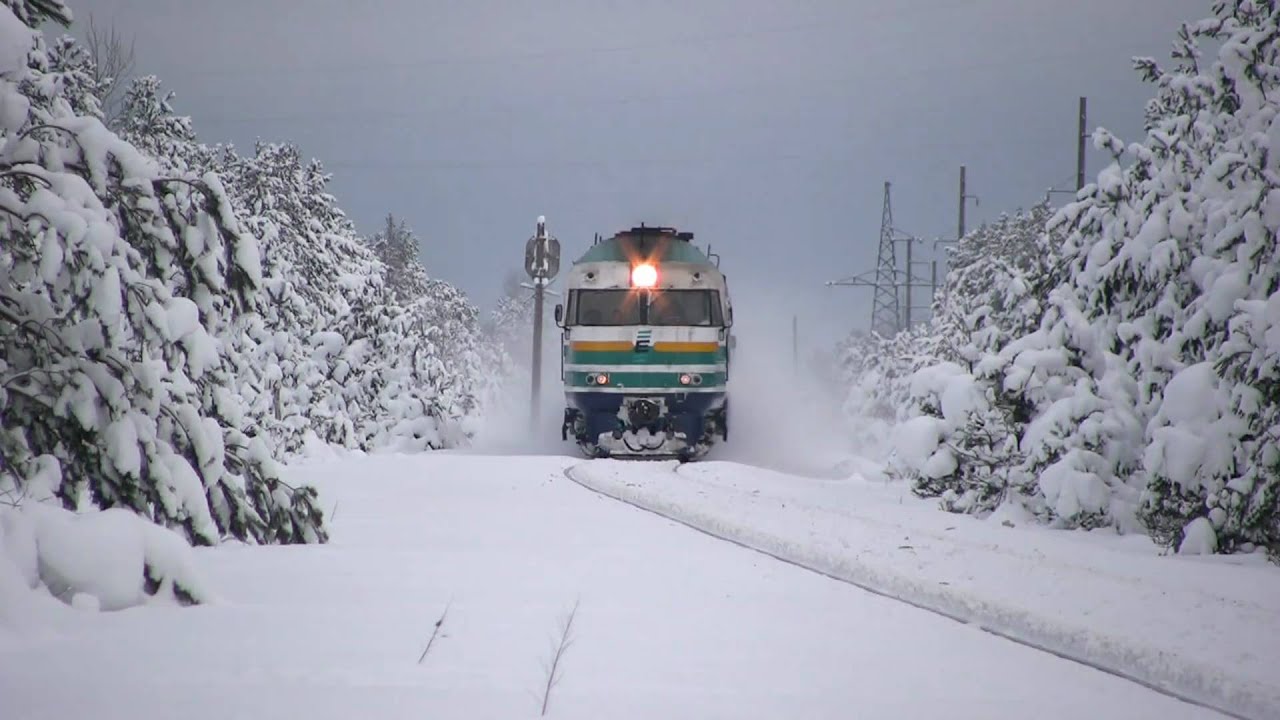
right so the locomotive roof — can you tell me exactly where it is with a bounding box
[575,226,712,265]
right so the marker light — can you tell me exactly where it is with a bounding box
[631,263,658,288]
[593,373,609,385]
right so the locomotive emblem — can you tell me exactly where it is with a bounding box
[634,328,652,351]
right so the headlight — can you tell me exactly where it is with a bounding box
[631,263,658,288]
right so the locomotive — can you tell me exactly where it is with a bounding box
[555,225,733,460]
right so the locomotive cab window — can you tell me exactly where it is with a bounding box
[646,290,723,326]
[571,290,643,326]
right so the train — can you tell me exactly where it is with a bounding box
[555,225,734,460]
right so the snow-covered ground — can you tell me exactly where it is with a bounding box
[0,451,1233,719]
[571,459,1280,720]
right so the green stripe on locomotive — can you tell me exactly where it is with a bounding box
[567,349,727,365]
[566,370,727,390]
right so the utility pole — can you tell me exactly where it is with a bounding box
[1077,96,1087,191]
[958,165,979,240]
[531,280,544,422]
[523,216,560,428]
[792,315,798,376]
[903,233,913,328]
[898,235,938,328]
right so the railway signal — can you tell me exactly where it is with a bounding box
[525,216,560,427]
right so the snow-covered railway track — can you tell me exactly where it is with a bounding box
[563,460,1254,720]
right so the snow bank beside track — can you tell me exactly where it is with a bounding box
[566,460,1280,720]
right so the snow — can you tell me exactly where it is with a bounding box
[1,504,208,614]
[37,230,64,284]
[1038,451,1109,519]
[165,297,201,341]
[0,8,33,76]
[890,416,941,472]
[921,445,958,478]
[570,458,1280,720]
[1161,363,1220,425]
[103,416,141,477]
[938,371,986,427]
[0,453,1230,719]
[1179,517,1218,556]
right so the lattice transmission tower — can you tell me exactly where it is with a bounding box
[827,181,904,337]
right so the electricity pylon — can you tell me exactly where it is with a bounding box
[828,182,907,337]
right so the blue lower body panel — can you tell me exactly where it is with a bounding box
[563,391,727,456]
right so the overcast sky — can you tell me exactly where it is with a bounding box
[71,0,1208,348]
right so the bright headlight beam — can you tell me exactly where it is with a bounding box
[631,263,658,288]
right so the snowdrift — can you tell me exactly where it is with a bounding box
[0,503,209,642]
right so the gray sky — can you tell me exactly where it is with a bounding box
[72,0,1208,347]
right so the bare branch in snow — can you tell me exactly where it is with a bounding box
[85,13,136,128]
[417,599,452,664]
[540,598,580,716]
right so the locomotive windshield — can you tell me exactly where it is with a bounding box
[647,290,722,326]
[573,290,643,326]
[570,289,722,326]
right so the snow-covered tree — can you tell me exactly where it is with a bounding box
[115,75,212,174]
[842,0,1280,558]
[1112,0,1280,555]
[212,142,386,451]
[214,143,501,453]
[3,0,70,28]
[368,214,430,303]
[0,2,325,546]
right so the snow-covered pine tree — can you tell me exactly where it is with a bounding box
[368,214,430,303]
[0,1,325,545]
[863,0,1280,554]
[851,208,1050,515]
[1113,0,1280,555]
[214,141,391,451]
[926,205,1129,525]
[939,205,1061,359]
[364,286,496,451]
[3,0,69,28]
[115,75,214,176]
[839,319,956,461]
[216,143,496,453]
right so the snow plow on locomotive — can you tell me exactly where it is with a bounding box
[556,225,733,461]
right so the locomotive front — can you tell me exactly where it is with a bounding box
[556,226,733,460]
